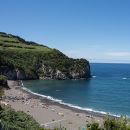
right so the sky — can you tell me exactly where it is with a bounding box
[0,0,130,63]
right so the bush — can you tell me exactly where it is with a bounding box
[0,106,41,130]
[0,75,8,87]
[87,122,101,130]
[0,106,67,130]
[0,86,4,99]
[86,116,130,130]
[104,116,130,130]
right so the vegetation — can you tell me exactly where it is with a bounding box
[0,32,90,79]
[0,100,130,130]
[0,86,4,110]
[0,107,130,130]
[0,106,67,130]
[1,106,130,130]
[87,122,101,130]
[0,106,42,130]
[0,75,8,87]
[87,116,130,130]
[0,86,4,99]
[0,75,7,102]
[0,75,8,110]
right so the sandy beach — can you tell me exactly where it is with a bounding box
[3,80,104,130]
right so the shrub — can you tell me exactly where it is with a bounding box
[0,75,8,87]
[104,116,130,130]
[0,106,67,130]
[0,106,41,130]
[0,86,4,99]
[87,122,102,130]
[87,116,130,130]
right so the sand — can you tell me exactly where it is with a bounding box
[3,80,104,130]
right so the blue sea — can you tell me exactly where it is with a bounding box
[23,63,130,116]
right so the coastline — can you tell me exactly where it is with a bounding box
[21,84,107,118]
[21,81,120,118]
[4,80,105,130]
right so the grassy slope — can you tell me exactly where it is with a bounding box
[0,32,89,79]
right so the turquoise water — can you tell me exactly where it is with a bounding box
[23,63,130,116]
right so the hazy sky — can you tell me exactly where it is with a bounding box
[0,0,130,63]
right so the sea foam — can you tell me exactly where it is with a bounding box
[122,77,127,80]
[21,81,120,118]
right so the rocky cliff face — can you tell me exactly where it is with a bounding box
[0,61,91,80]
[39,62,91,80]
[0,65,38,80]
[0,32,91,80]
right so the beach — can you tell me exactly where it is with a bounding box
[3,80,104,130]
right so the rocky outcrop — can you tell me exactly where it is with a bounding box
[39,62,91,80]
[0,32,91,80]
[0,61,91,80]
[69,67,90,79]
[0,65,38,80]
[39,64,68,80]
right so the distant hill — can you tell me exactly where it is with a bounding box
[0,32,91,80]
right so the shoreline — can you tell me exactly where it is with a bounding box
[21,85,106,118]
[4,80,106,130]
[21,81,119,118]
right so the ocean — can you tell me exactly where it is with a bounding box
[22,63,130,117]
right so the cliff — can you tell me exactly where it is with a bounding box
[0,32,91,80]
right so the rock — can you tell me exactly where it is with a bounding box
[0,65,38,80]
[55,70,67,80]
[16,69,26,80]
[39,61,91,80]
[0,60,91,80]
[6,69,17,80]
[0,32,91,80]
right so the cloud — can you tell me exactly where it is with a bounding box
[106,52,130,57]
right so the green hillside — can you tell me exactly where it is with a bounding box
[0,32,90,80]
